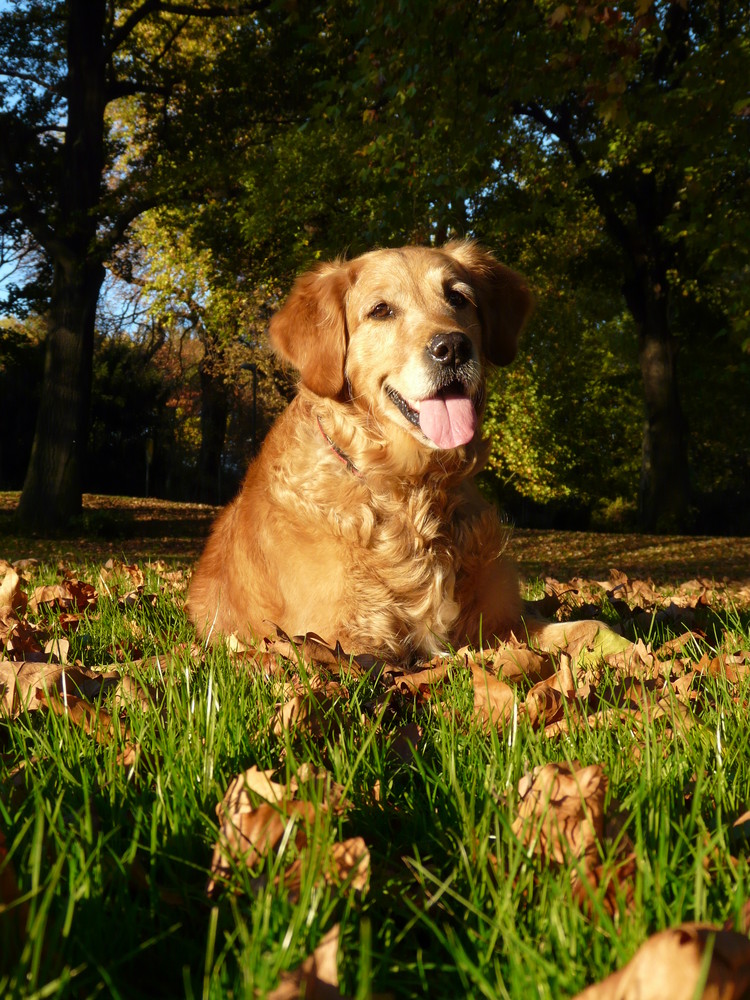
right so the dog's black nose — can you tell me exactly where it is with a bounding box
[428,332,473,367]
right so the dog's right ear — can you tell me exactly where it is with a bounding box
[269,261,355,398]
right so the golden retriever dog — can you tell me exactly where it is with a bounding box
[187,240,555,661]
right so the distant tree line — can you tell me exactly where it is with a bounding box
[1,1,748,533]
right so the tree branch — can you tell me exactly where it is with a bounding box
[514,100,633,254]
[106,0,271,57]
[0,116,66,261]
[99,193,166,253]
[106,0,161,57]
[0,68,63,95]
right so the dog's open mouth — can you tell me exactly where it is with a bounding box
[386,383,478,449]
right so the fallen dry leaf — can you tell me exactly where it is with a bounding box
[233,765,295,805]
[512,761,606,866]
[533,620,634,663]
[389,660,453,694]
[471,663,516,730]
[655,631,706,659]
[0,569,27,617]
[490,643,556,684]
[43,635,69,664]
[208,799,317,894]
[0,618,47,661]
[37,688,121,743]
[258,631,381,677]
[271,683,348,738]
[327,838,370,893]
[524,659,576,728]
[267,924,344,1000]
[0,661,120,717]
[207,767,366,901]
[28,580,97,615]
[574,922,750,999]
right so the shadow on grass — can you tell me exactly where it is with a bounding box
[0,493,218,563]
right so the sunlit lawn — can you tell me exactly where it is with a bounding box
[1,499,749,998]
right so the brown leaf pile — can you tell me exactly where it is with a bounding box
[0,560,194,765]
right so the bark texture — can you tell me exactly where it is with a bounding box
[17,0,107,531]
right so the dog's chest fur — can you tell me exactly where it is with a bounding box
[271,410,506,657]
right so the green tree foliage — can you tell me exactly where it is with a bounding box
[326,0,750,530]
[0,0,277,531]
[5,0,745,529]
[107,209,294,501]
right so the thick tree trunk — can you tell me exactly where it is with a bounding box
[624,271,691,532]
[585,162,692,532]
[17,260,104,530]
[17,0,107,532]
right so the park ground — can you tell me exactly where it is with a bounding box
[2,492,750,584]
[1,492,750,998]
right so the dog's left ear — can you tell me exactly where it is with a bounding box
[443,240,533,366]
[270,260,355,397]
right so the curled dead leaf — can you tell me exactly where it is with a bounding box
[512,761,606,865]
[272,684,348,738]
[525,679,566,729]
[207,767,363,901]
[574,922,750,999]
[327,838,370,893]
[524,660,576,728]
[43,636,69,664]
[532,620,634,666]
[29,580,97,615]
[208,799,317,895]
[0,660,120,717]
[259,630,380,678]
[267,924,344,1000]
[471,664,515,730]
[655,631,706,659]
[37,688,122,743]
[0,569,27,617]
[390,660,453,694]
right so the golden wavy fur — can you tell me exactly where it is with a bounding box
[187,241,537,660]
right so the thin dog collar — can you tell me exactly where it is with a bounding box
[316,416,362,477]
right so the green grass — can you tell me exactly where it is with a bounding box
[1,558,749,999]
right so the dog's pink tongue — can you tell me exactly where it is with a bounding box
[418,394,477,449]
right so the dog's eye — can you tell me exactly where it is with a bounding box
[369,302,393,319]
[446,288,469,309]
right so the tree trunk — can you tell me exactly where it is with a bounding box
[17,260,104,530]
[583,162,692,533]
[624,271,691,532]
[17,0,107,532]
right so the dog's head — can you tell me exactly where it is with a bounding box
[270,241,532,452]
